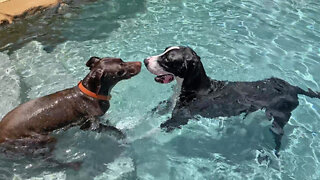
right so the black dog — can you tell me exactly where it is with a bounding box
[144,46,320,153]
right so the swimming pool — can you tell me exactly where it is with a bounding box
[0,0,320,179]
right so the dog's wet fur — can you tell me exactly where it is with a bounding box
[144,46,320,154]
[0,57,141,168]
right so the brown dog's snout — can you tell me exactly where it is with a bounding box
[134,61,142,68]
[125,61,142,77]
[129,61,142,70]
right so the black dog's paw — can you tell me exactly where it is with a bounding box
[160,121,181,132]
[269,126,283,157]
[112,129,126,140]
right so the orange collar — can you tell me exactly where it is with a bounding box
[78,81,111,101]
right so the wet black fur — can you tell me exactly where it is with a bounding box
[154,46,320,153]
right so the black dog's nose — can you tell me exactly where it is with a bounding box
[144,58,149,66]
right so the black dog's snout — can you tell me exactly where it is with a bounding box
[144,58,149,66]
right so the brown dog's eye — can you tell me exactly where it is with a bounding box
[117,70,126,76]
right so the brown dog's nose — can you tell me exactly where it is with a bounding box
[127,61,142,76]
[134,61,142,69]
[144,58,149,66]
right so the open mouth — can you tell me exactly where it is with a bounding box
[155,74,174,84]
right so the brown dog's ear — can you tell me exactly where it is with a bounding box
[86,57,101,70]
[88,69,104,94]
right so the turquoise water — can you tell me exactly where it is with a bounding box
[0,0,320,179]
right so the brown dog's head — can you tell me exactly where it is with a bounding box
[84,57,141,94]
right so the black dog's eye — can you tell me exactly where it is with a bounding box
[164,54,173,62]
[117,70,126,76]
[166,51,177,61]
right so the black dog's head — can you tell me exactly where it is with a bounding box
[144,46,201,84]
[84,57,142,94]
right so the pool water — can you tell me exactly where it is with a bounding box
[0,0,320,179]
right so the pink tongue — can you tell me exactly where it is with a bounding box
[155,74,174,84]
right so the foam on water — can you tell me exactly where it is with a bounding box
[0,0,320,179]
[94,157,135,180]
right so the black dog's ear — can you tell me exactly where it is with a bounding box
[184,47,200,61]
[86,57,101,70]
[180,47,200,70]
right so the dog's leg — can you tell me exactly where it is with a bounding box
[161,118,188,132]
[269,113,291,157]
[96,124,126,139]
[27,135,82,170]
[1,135,57,155]
[2,135,82,170]
[269,129,282,157]
[161,107,192,132]
[45,156,82,171]
[80,117,125,139]
[79,120,91,131]
[79,117,100,131]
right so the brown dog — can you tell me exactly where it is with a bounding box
[0,57,141,149]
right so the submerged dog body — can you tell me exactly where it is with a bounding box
[144,46,320,152]
[0,57,141,146]
[0,87,94,143]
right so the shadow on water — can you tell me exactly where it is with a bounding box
[0,128,125,179]
[130,111,294,175]
[163,114,294,169]
[0,0,146,54]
